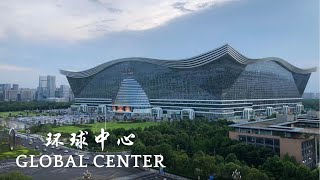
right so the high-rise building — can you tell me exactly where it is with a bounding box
[37,75,56,100]
[55,85,71,101]
[59,85,71,100]
[4,90,18,101]
[0,91,4,101]
[60,44,316,119]
[37,76,47,100]
[19,88,34,101]
[47,75,56,98]
[0,84,11,91]
[12,84,19,90]
[69,88,74,102]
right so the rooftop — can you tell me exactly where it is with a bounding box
[60,44,317,78]
[230,117,320,135]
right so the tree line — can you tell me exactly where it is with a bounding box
[0,101,72,112]
[30,119,319,179]
[302,99,319,111]
[126,119,318,179]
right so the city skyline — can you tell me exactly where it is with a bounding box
[0,0,318,92]
[0,75,73,102]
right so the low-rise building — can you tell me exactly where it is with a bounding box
[229,114,319,168]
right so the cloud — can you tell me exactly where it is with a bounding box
[0,64,41,88]
[0,0,232,42]
[0,64,33,72]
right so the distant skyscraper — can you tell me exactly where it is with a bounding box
[54,85,72,102]
[47,75,56,98]
[0,84,11,91]
[19,88,34,101]
[59,85,70,100]
[12,84,19,90]
[4,90,18,101]
[37,76,47,100]
[37,75,56,100]
[0,84,12,101]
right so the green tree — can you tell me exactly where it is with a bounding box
[244,168,269,180]
[225,153,237,163]
[200,155,216,178]
[172,152,190,174]
[131,140,146,155]
[222,162,241,179]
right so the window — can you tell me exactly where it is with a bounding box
[252,129,259,134]
[239,135,246,142]
[260,130,272,135]
[256,137,264,144]
[247,136,255,143]
[265,138,273,146]
[273,131,285,137]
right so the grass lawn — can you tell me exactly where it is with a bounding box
[0,145,40,160]
[52,121,158,134]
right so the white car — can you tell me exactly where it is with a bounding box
[64,150,69,153]
[83,156,90,160]
[51,146,55,149]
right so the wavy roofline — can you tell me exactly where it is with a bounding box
[60,44,317,78]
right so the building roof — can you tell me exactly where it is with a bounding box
[230,118,320,135]
[60,44,317,78]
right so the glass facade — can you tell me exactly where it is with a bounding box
[62,45,315,118]
[112,78,151,113]
[68,55,310,100]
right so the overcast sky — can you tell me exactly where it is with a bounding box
[0,0,319,92]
